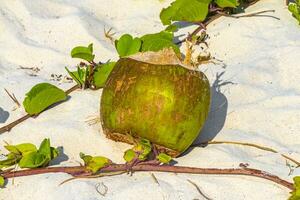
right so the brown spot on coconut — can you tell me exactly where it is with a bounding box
[100,48,210,157]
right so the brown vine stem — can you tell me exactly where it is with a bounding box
[192,141,300,167]
[0,84,80,134]
[0,163,294,190]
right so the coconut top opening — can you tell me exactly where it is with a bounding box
[128,48,193,70]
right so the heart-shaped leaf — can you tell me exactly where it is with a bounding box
[115,34,142,57]
[160,0,212,25]
[71,43,95,62]
[92,62,116,88]
[214,0,239,8]
[23,83,67,115]
[140,31,180,54]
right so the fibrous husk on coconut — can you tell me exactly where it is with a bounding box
[100,48,210,157]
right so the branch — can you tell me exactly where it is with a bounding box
[0,84,80,134]
[0,163,294,190]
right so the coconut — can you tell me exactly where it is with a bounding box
[100,49,210,157]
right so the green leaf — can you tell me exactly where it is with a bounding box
[71,43,95,62]
[65,67,84,87]
[156,153,172,164]
[160,0,212,25]
[23,83,67,115]
[140,31,180,54]
[288,2,300,24]
[123,149,136,162]
[80,152,93,164]
[115,34,142,57]
[288,176,300,200]
[19,152,48,168]
[165,24,179,32]
[4,143,37,157]
[0,176,5,188]
[0,153,21,168]
[80,153,111,174]
[18,139,58,168]
[214,0,239,8]
[92,62,116,88]
[132,139,152,161]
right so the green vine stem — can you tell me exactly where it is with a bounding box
[0,163,294,190]
[0,84,80,134]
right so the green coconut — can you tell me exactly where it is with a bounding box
[100,50,210,157]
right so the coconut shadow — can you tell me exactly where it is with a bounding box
[0,107,9,123]
[180,71,235,157]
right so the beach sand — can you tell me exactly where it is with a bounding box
[0,0,300,199]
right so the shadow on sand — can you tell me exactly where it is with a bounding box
[0,107,9,123]
[181,71,235,156]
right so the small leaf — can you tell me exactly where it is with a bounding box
[15,143,37,155]
[80,152,93,164]
[0,153,21,168]
[71,43,95,62]
[5,143,37,156]
[0,176,5,187]
[115,34,142,57]
[140,31,180,54]
[289,176,300,200]
[160,0,212,25]
[133,139,152,161]
[18,139,58,168]
[38,139,51,159]
[23,83,67,115]
[214,0,239,8]
[123,149,136,162]
[156,153,172,164]
[65,67,84,87]
[92,62,116,88]
[288,3,300,24]
[80,153,111,173]
[19,152,48,168]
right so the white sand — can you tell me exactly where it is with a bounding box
[0,0,300,199]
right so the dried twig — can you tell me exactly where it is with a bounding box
[192,141,300,167]
[187,179,212,200]
[217,10,280,20]
[0,84,80,134]
[150,173,160,185]
[4,89,21,107]
[104,27,116,44]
